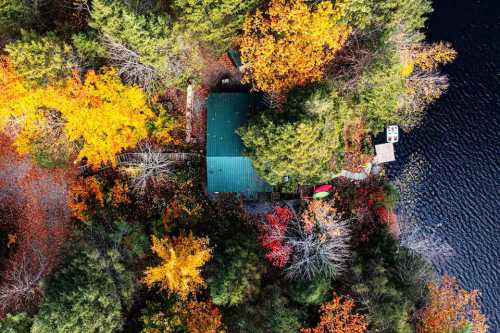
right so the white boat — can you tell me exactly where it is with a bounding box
[387,125,399,143]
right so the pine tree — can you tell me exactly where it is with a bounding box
[5,31,76,86]
[0,312,32,333]
[238,111,343,190]
[174,0,261,55]
[207,240,263,306]
[30,248,135,333]
[90,0,202,92]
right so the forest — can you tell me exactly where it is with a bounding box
[0,0,489,332]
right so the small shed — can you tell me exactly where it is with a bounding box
[375,143,396,164]
[206,93,272,194]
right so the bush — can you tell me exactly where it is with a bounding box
[382,183,400,210]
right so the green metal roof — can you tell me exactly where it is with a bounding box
[206,93,272,193]
[228,49,243,68]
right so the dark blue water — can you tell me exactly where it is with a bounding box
[387,0,500,330]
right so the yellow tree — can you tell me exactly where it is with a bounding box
[417,274,488,333]
[240,0,351,93]
[0,57,175,167]
[413,42,457,72]
[144,233,212,300]
[59,70,156,165]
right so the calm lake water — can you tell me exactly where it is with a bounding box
[386,0,500,330]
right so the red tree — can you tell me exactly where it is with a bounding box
[258,207,294,268]
[0,134,72,316]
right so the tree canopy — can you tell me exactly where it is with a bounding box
[144,233,212,300]
[0,60,174,167]
[30,248,135,333]
[90,0,202,91]
[0,1,482,333]
[174,0,262,55]
[241,0,351,92]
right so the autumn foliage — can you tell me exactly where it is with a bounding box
[68,177,104,221]
[342,119,374,173]
[144,233,212,300]
[417,274,488,333]
[301,200,339,234]
[258,207,294,268]
[302,293,367,333]
[181,299,224,333]
[0,134,72,316]
[240,0,351,92]
[0,57,173,167]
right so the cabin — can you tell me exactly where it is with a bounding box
[206,93,272,196]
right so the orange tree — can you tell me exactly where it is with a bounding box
[0,57,176,167]
[416,274,488,333]
[180,299,224,333]
[143,233,212,300]
[240,0,351,93]
[302,293,367,333]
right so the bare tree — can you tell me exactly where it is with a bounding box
[0,242,49,316]
[117,141,175,193]
[101,35,158,94]
[399,71,449,131]
[285,217,352,281]
[399,218,454,266]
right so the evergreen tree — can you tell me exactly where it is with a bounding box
[0,312,32,333]
[90,0,202,92]
[289,276,332,305]
[225,285,303,333]
[30,248,135,333]
[348,228,432,333]
[0,0,29,34]
[5,31,76,86]
[0,0,55,34]
[343,0,432,36]
[174,0,261,55]
[71,31,107,69]
[207,239,264,306]
[238,86,347,190]
[353,54,407,134]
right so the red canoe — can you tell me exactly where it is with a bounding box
[314,184,333,193]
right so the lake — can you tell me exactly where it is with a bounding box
[386,0,500,330]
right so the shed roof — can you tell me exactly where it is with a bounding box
[206,93,272,193]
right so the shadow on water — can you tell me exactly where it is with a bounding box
[383,0,500,330]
